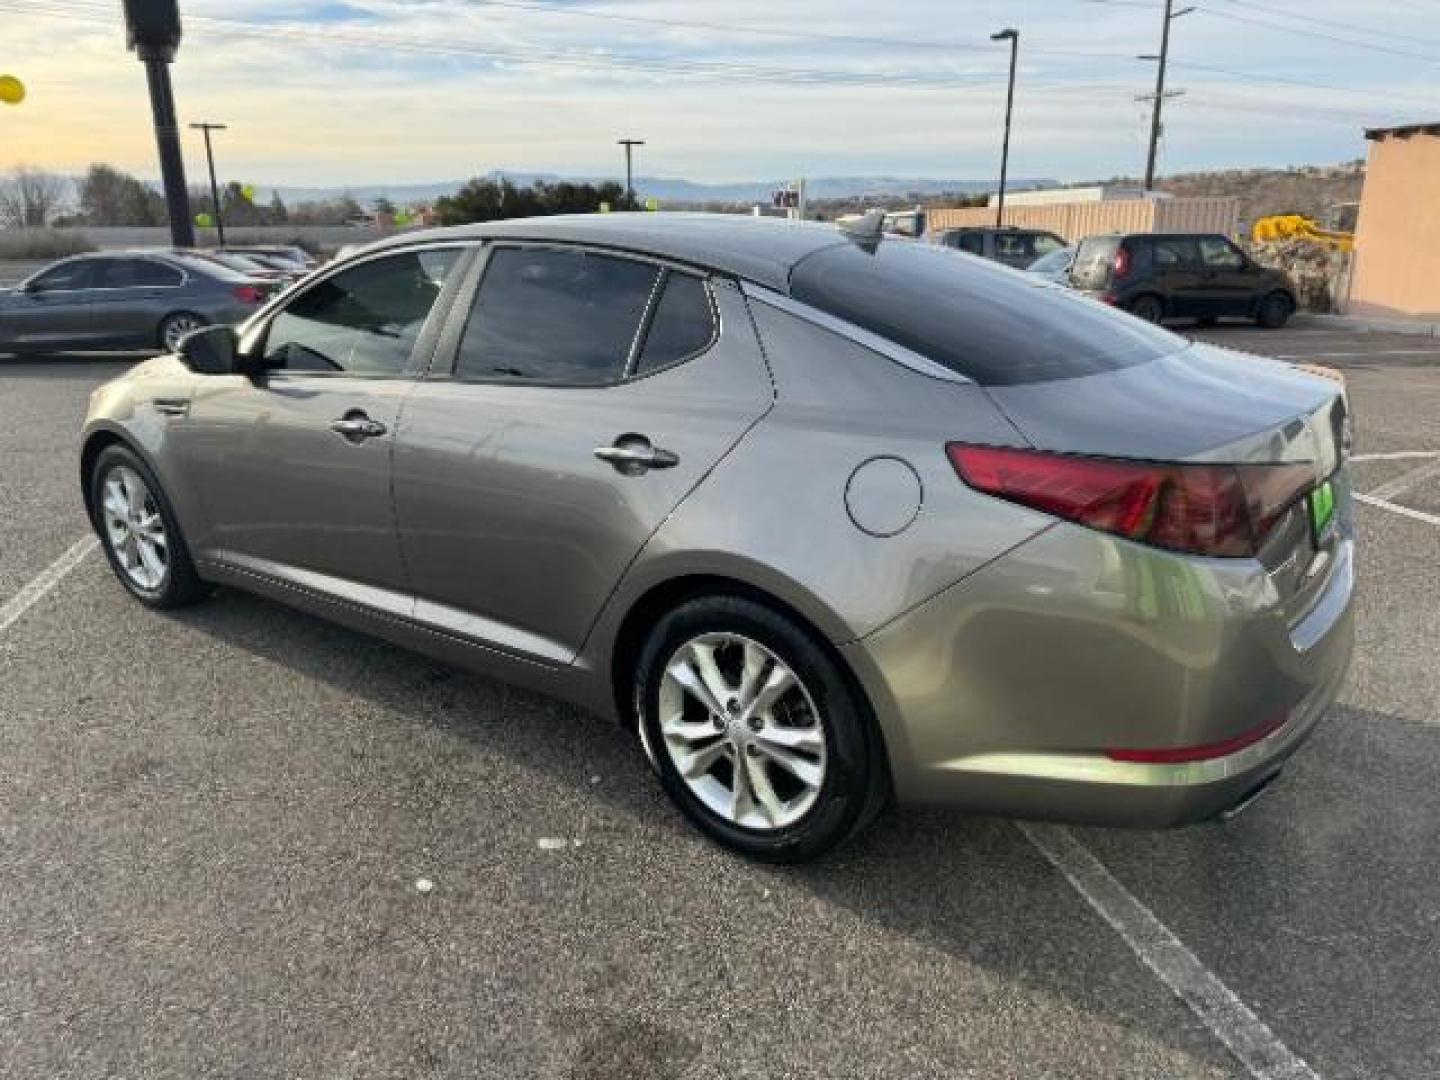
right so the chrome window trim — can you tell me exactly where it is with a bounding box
[739,282,973,385]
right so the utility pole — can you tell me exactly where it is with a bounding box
[618,139,644,207]
[122,0,194,248]
[990,28,1019,228]
[1139,0,1194,191]
[190,122,228,245]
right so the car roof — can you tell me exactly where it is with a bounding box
[356,213,854,292]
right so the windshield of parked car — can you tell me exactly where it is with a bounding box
[789,238,1186,385]
[1027,247,1074,273]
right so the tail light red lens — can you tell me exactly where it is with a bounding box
[1113,246,1131,279]
[233,285,265,305]
[947,444,1314,558]
[1106,709,1290,764]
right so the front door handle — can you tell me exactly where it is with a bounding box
[594,435,680,475]
[330,414,388,441]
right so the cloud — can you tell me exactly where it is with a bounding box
[0,0,1432,186]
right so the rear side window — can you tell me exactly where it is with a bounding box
[635,272,715,375]
[456,247,659,384]
[95,259,182,288]
[1198,236,1245,269]
[1152,237,1200,269]
[788,240,1184,386]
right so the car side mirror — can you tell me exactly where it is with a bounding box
[178,324,240,375]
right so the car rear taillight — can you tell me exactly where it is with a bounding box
[1113,246,1131,279]
[946,444,1314,558]
[233,285,265,305]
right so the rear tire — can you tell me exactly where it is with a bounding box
[634,595,889,863]
[158,311,207,353]
[1256,291,1293,330]
[91,444,210,609]
[1130,294,1165,324]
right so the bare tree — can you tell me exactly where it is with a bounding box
[0,167,73,228]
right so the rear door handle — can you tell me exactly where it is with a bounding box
[330,415,388,441]
[594,436,679,475]
[154,398,189,417]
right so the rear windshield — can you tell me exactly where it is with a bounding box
[788,239,1184,386]
[1069,236,1121,291]
[167,254,255,283]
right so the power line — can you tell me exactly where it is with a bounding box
[1168,59,1440,109]
[1193,4,1440,63]
[1209,0,1440,48]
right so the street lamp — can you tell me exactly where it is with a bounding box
[618,139,645,207]
[991,28,1019,229]
[191,122,228,245]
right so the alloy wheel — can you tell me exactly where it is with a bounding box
[658,633,827,831]
[162,314,203,351]
[101,465,169,591]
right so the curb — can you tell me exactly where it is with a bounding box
[1293,313,1440,338]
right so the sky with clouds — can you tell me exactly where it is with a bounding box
[1,0,1437,188]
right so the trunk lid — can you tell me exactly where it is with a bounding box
[985,342,1350,620]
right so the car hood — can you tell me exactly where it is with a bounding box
[984,342,1343,465]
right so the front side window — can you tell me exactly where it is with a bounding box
[454,247,659,384]
[995,234,1030,259]
[262,248,459,375]
[634,272,716,375]
[29,260,97,292]
[1198,237,1246,270]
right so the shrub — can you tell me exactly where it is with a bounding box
[0,229,96,260]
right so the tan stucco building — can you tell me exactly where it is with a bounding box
[1346,122,1440,321]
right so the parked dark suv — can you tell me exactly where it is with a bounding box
[1069,233,1297,328]
[932,227,1068,270]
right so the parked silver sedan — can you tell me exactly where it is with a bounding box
[0,250,270,356]
[79,214,1355,862]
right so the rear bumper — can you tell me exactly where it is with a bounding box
[841,524,1355,828]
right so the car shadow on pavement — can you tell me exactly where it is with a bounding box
[158,585,1295,1074]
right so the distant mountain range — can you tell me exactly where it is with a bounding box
[265,171,1056,206]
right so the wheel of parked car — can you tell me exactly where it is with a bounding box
[1256,291,1294,330]
[91,444,210,609]
[1130,294,1165,324]
[634,595,889,863]
[158,312,207,353]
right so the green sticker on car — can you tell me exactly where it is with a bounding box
[1308,479,1336,544]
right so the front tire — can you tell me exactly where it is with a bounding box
[634,595,888,863]
[1256,291,1293,330]
[91,444,210,608]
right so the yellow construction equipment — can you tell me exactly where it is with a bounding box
[1251,213,1354,252]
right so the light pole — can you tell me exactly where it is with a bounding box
[618,139,645,207]
[191,121,228,245]
[122,0,194,248]
[1139,0,1194,191]
[991,28,1019,229]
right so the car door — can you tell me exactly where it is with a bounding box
[0,257,103,350]
[1148,237,1204,317]
[1196,236,1257,318]
[392,244,773,665]
[177,245,469,606]
[88,256,186,347]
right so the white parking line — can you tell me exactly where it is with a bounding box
[1367,459,1440,502]
[1354,493,1440,528]
[1019,824,1318,1080]
[0,535,98,635]
[1352,452,1440,462]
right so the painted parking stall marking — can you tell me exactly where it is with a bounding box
[1020,824,1319,1080]
[0,535,98,635]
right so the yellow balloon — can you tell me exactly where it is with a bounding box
[241,184,256,202]
[0,75,25,106]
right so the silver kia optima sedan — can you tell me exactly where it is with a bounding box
[80,214,1354,862]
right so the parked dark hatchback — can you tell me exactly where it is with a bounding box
[1070,233,1297,328]
[932,227,1068,270]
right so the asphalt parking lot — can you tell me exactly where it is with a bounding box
[3,322,1439,1079]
